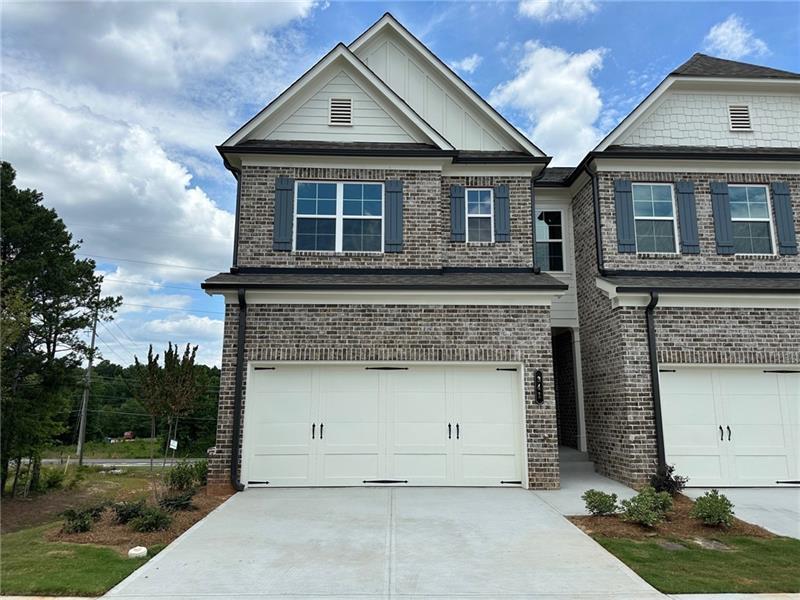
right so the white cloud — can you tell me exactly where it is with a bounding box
[2,89,234,284]
[489,41,605,165]
[518,0,599,22]
[449,53,483,74]
[703,15,769,60]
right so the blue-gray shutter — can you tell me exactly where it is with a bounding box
[710,181,735,255]
[771,181,797,255]
[494,184,510,242]
[384,179,404,252]
[614,179,636,253]
[450,185,466,242]
[273,176,294,251]
[675,180,700,254]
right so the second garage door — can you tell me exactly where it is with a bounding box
[241,364,525,487]
[660,367,799,487]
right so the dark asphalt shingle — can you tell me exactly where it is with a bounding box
[671,53,800,80]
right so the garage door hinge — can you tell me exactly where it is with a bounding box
[254,367,276,371]
[496,368,518,372]
[247,481,270,485]
[659,369,676,373]
[776,480,800,484]
[363,479,408,484]
[500,480,522,485]
[365,367,409,371]
[764,370,800,374]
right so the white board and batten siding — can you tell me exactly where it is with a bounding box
[354,35,514,151]
[537,196,579,329]
[268,70,419,144]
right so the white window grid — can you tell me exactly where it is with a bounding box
[632,183,680,255]
[536,209,564,272]
[293,181,384,253]
[728,184,776,256]
[465,188,494,243]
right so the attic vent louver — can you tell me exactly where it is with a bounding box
[728,104,752,131]
[329,97,353,126]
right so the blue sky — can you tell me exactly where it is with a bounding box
[2,1,798,366]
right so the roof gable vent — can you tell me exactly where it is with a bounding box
[329,97,353,126]
[728,104,752,131]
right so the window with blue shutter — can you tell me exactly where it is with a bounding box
[384,179,403,252]
[710,181,735,255]
[614,179,636,253]
[450,185,466,242]
[273,176,295,251]
[771,182,798,255]
[675,180,700,254]
[494,184,510,243]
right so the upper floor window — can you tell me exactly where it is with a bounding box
[466,188,493,243]
[632,183,678,253]
[535,210,564,271]
[294,181,383,252]
[729,185,774,255]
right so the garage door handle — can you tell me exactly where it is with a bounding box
[320,423,324,439]
[726,426,731,441]
[448,423,451,439]
[312,423,315,439]
[456,423,460,439]
[719,426,723,441]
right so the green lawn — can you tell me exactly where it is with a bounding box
[0,523,163,596]
[595,535,800,594]
[45,439,205,460]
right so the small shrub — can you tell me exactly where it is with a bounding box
[61,508,93,534]
[129,506,172,532]
[84,500,110,521]
[164,461,196,492]
[158,488,197,512]
[581,489,618,516]
[191,460,208,486]
[112,499,147,524]
[37,468,66,492]
[620,486,673,527]
[64,466,87,490]
[650,464,688,496]
[690,489,734,527]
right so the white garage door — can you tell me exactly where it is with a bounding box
[241,364,525,487]
[660,367,799,486]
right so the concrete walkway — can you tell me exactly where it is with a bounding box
[106,487,661,599]
[683,487,800,539]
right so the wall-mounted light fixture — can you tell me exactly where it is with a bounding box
[534,370,544,404]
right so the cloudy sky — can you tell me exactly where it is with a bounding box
[3,1,798,366]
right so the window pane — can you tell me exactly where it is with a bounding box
[733,221,772,254]
[468,216,492,242]
[636,219,675,253]
[343,184,383,217]
[728,187,747,202]
[634,201,654,217]
[653,201,674,217]
[297,199,316,215]
[467,190,492,215]
[296,218,335,251]
[317,183,336,199]
[342,219,382,251]
[730,200,749,219]
[651,185,672,202]
[296,182,335,215]
[536,241,564,271]
[536,211,562,241]
[632,185,652,203]
[363,184,382,200]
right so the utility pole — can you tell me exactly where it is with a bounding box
[77,303,99,467]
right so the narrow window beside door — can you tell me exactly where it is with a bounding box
[535,210,564,271]
[466,188,494,243]
[632,183,679,253]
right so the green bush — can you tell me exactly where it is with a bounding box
[620,486,673,527]
[158,488,197,512]
[164,461,197,492]
[37,467,66,492]
[129,506,172,532]
[112,499,147,524]
[690,489,735,527]
[581,489,619,515]
[61,508,93,534]
[650,464,688,496]
[191,460,208,486]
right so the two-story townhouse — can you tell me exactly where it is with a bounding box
[203,14,570,491]
[204,14,799,493]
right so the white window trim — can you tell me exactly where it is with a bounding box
[632,182,681,255]
[728,184,777,256]
[465,188,494,244]
[293,181,384,254]
[535,208,565,272]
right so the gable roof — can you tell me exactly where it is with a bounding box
[349,13,546,157]
[223,43,454,150]
[672,53,800,80]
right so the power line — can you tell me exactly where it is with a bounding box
[99,320,138,359]
[77,253,221,273]
[112,319,138,345]
[122,302,224,316]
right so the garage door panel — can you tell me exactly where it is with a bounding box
[320,453,380,482]
[669,454,726,482]
[461,454,519,485]
[249,453,313,485]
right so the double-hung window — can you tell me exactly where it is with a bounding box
[632,183,679,253]
[535,210,564,271]
[295,181,383,252]
[729,184,774,254]
[466,188,493,242]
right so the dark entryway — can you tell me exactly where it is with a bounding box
[552,329,579,450]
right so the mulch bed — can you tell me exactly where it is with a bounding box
[46,488,230,555]
[569,493,774,540]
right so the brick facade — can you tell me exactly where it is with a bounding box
[208,302,560,490]
[572,173,800,488]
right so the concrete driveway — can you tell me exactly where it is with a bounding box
[107,488,661,599]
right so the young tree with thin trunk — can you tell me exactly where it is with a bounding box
[134,346,165,471]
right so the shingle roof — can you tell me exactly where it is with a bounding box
[671,53,800,80]
[203,270,568,291]
[600,273,800,294]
